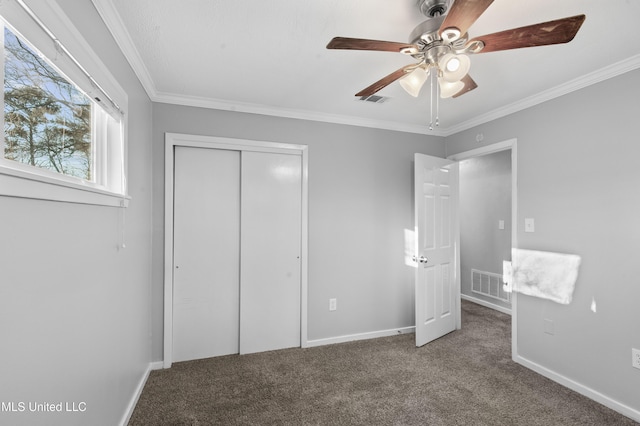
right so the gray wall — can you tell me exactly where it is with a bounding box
[0,2,153,425]
[446,68,640,415]
[151,104,445,359]
[3,2,636,421]
[459,150,511,310]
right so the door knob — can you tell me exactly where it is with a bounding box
[412,255,428,264]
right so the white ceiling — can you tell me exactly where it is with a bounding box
[93,0,640,136]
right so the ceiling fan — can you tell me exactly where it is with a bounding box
[327,0,585,101]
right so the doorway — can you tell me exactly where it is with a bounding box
[459,149,512,314]
[163,134,309,368]
[448,139,518,360]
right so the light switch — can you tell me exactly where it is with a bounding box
[498,220,505,230]
[525,218,535,233]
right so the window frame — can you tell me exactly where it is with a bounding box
[0,0,129,207]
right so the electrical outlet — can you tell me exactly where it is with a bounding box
[329,298,337,311]
[632,348,640,370]
[543,318,554,335]
[525,218,535,233]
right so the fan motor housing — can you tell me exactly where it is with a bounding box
[418,0,451,17]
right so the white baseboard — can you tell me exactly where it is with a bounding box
[150,361,164,370]
[305,326,415,348]
[461,294,512,316]
[119,362,158,426]
[516,355,640,423]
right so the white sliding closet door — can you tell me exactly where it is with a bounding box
[172,147,301,362]
[240,152,302,354]
[173,147,240,362]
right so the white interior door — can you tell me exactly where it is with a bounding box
[240,151,302,354]
[173,147,240,362]
[414,153,460,347]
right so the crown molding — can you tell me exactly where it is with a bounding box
[152,91,447,136]
[93,0,640,138]
[444,54,640,136]
[91,0,158,99]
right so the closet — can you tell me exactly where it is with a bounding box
[171,144,302,362]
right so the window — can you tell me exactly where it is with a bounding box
[0,0,128,207]
[4,26,93,179]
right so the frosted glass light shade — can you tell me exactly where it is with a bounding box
[439,53,470,83]
[399,67,429,97]
[439,79,464,98]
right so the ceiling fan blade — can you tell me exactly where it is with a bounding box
[469,15,586,54]
[327,37,418,53]
[439,0,494,38]
[452,74,478,98]
[355,65,417,97]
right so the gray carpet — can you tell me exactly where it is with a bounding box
[129,301,637,425]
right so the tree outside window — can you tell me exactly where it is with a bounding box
[3,26,92,180]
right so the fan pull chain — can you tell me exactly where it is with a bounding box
[435,70,440,128]
[429,69,434,131]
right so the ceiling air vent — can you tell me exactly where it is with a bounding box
[358,95,388,104]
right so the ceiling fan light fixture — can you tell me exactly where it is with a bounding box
[446,57,460,72]
[399,67,429,97]
[438,79,464,98]
[439,53,470,83]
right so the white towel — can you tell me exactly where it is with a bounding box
[509,248,581,305]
